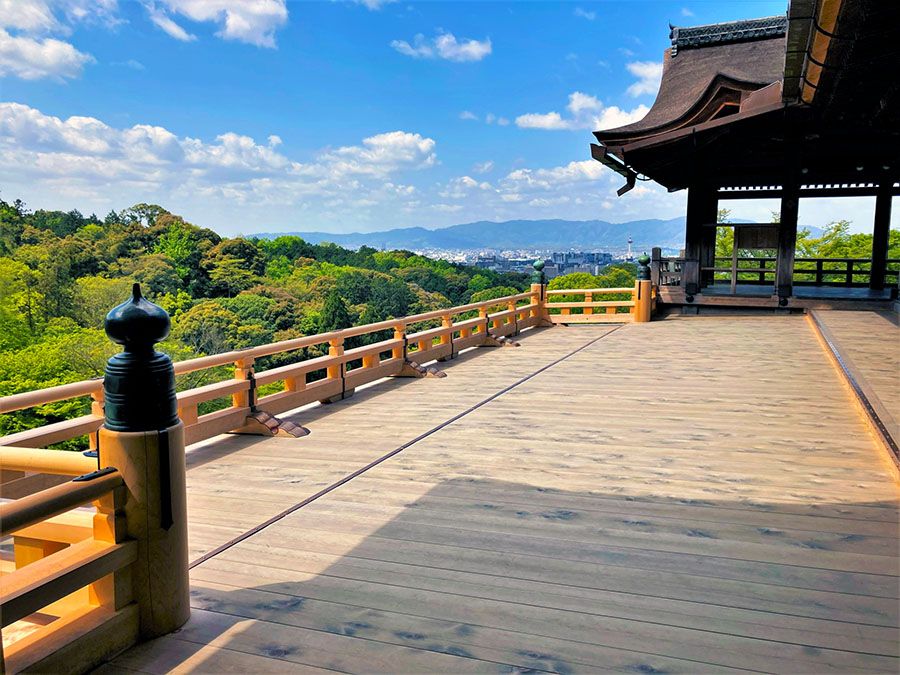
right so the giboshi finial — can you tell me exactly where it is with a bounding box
[105,282,171,351]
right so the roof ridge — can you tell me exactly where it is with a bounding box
[670,15,787,55]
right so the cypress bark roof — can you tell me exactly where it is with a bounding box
[595,18,787,144]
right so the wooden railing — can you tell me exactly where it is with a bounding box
[0,290,544,451]
[0,280,658,672]
[0,451,136,674]
[705,257,900,287]
[651,252,899,289]
[545,285,647,323]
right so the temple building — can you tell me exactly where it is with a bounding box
[592,0,899,309]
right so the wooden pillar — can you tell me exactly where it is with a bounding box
[633,279,652,323]
[98,424,190,638]
[776,179,800,300]
[683,183,717,296]
[650,247,661,287]
[870,182,893,291]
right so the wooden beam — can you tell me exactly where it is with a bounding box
[869,182,893,290]
[776,179,800,299]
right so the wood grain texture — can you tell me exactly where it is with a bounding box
[110,319,899,673]
[811,310,899,442]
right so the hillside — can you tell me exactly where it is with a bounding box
[258,217,687,250]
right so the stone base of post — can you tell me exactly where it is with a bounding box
[98,422,190,638]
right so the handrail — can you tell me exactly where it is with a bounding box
[0,469,123,536]
[546,287,634,295]
[0,379,103,414]
[0,290,537,414]
[0,445,98,475]
[0,284,654,451]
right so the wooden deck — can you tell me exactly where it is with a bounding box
[811,310,899,446]
[103,317,899,674]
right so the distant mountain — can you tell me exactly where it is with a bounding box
[257,217,686,251]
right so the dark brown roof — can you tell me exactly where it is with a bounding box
[595,19,786,144]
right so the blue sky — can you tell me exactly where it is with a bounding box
[5,0,885,237]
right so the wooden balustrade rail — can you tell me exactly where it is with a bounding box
[1,467,137,674]
[0,283,654,454]
[545,286,641,324]
[0,290,542,451]
[652,253,900,289]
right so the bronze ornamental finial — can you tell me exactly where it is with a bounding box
[103,283,179,431]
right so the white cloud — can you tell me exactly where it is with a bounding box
[515,91,647,131]
[145,0,288,48]
[573,7,596,21]
[0,102,438,217]
[497,117,509,126]
[0,27,94,80]
[391,31,491,62]
[626,61,663,97]
[112,58,145,70]
[473,160,494,174]
[681,8,694,17]
[516,111,570,131]
[145,2,196,42]
[595,104,649,130]
[0,0,115,81]
[350,0,396,8]
[459,110,478,121]
[0,0,60,32]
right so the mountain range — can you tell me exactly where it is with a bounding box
[257,217,687,251]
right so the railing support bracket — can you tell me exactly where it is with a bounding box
[393,360,447,378]
[230,410,309,438]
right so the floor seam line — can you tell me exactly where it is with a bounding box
[189,326,622,569]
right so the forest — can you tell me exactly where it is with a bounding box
[2,198,895,447]
[0,199,639,445]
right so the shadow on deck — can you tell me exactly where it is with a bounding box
[101,316,900,673]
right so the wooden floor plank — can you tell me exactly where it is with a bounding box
[108,318,899,673]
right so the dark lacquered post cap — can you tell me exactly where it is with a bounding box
[532,259,546,284]
[105,283,170,351]
[637,252,651,280]
[103,283,179,431]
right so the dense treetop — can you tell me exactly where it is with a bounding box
[0,199,533,445]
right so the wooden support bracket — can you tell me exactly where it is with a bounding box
[392,360,447,378]
[481,335,521,348]
[230,411,309,438]
[319,389,355,405]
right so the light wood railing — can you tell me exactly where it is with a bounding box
[0,290,543,451]
[0,458,137,674]
[545,281,652,323]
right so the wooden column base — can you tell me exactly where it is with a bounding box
[230,411,309,438]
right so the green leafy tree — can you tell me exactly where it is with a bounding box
[319,289,353,333]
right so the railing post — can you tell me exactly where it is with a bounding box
[478,306,490,338]
[393,323,406,360]
[650,247,661,287]
[98,284,190,639]
[530,260,552,326]
[634,253,652,323]
[233,356,255,410]
[327,335,344,382]
[440,312,453,345]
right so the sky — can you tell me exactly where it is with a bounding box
[1,0,888,237]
